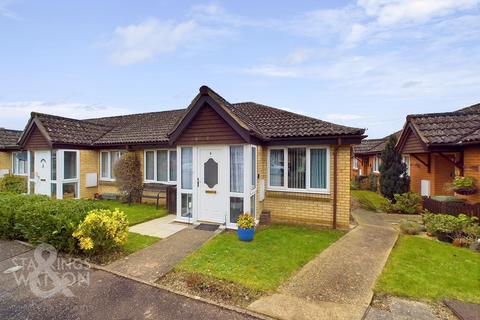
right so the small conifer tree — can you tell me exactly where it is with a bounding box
[379,135,409,200]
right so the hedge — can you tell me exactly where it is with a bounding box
[0,193,108,252]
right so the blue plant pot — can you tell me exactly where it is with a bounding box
[238,228,254,242]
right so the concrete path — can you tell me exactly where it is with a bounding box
[249,208,399,320]
[106,227,217,282]
[129,214,187,238]
[0,241,259,320]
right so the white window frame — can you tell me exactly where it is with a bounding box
[176,146,194,223]
[58,149,80,199]
[352,157,359,170]
[402,154,410,176]
[143,149,177,184]
[12,151,28,176]
[267,146,330,194]
[100,150,126,181]
[373,155,380,173]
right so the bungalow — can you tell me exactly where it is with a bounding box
[0,86,365,229]
[0,128,23,177]
[352,131,402,178]
[396,103,480,202]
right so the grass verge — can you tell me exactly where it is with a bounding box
[352,190,387,211]
[98,200,167,226]
[375,235,480,303]
[176,224,344,292]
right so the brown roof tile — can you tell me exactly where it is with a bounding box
[0,128,22,149]
[354,131,401,155]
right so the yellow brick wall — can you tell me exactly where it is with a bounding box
[0,151,12,172]
[258,145,351,229]
[79,150,99,199]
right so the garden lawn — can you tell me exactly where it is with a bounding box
[375,236,480,303]
[352,190,387,211]
[124,232,161,254]
[98,200,167,226]
[176,225,344,291]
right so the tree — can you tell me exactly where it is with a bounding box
[379,135,409,200]
[113,152,143,203]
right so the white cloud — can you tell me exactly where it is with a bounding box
[0,0,19,19]
[242,64,301,78]
[0,101,131,129]
[107,18,228,65]
[285,48,316,65]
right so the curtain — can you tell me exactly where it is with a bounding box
[181,147,193,189]
[311,149,327,189]
[101,152,109,178]
[230,146,244,193]
[157,150,168,181]
[64,151,77,179]
[251,147,256,189]
[269,149,284,186]
[169,151,177,181]
[145,151,155,180]
[288,148,306,189]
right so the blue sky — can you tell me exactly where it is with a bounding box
[0,0,479,138]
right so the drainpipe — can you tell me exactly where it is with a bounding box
[333,138,341,229]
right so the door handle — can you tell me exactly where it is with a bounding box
[40,179,46,182]
[197,178,199,187]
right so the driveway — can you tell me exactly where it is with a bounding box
[249,208,399,320]
[0,240,259,320]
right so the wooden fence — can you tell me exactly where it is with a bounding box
[423,197,480,219]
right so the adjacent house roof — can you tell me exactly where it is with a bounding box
[397,101,480,152]
[0,128,22,149]
[354,131,402,156]
[10,86,365,149]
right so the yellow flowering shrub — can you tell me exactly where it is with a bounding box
[73,208,128,254]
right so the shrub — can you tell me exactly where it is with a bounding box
[0,174,27,194]
[423,212,479,243]
[0,193,107,252]
[381,192,422,214]
[448,176,476,195]
[399,220,423,235]
[113,152,143,203]
[73,208,129,255]
[379,135,409,200]
[237,213,255,229]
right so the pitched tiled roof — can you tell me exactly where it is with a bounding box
[0,128,22,149]
[354,131,402,155]
[408,110,480,145]
[12,86,365,147]
[32,113,113,145]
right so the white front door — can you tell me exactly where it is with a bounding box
[34,150,50,196]
[197,147,228,223]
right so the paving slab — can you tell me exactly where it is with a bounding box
[0,240,32,262]
[249,208,399,320]
[129,214,187,238]
[106,227,216,282]
[444,299,480,320]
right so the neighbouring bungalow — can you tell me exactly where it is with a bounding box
[396,103,480,202]
[352,131,402,178]
[0,86,365,229]
[0,128,23,177]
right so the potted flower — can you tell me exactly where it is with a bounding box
[237,213,255,242]
[449,176,477,195]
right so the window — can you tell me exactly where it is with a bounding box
[63,151,77,179]
[100,151,126,180]
[373,156,380,173]
[12,151,28,175]
[402,155,410,176]
[250,194,256,219]
[352,158,358,170]
[230,197,244,224]
[144,149,177,183]
[29,151,35,179]
[269,149,284,187]
[181,193,192,218]
[268,147,329,192]
[230,146,244,193]
[181,147,192,190]
[51,151,57,180]
[251,147,256,189]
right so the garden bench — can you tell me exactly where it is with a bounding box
[138,183,168,210]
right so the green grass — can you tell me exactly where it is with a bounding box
[176,225,344,291]
[98,200,167,226]
[375,236,480,303]
[124,232,161,254]
[352,190,387,211]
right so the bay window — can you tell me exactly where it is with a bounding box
[100,150,126,180]
[268,146,329,193]
[144,149,177,183]
[12,151,28,175]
